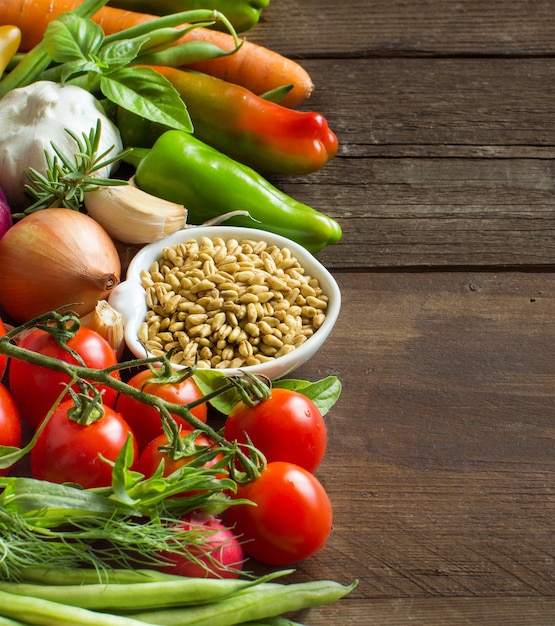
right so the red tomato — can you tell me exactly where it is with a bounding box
[116,368,208,453]
[8,326,120,429]
[0,382,22,476]
[30,398,137,489]
[156,513,244,579]
[0,318,7,380]
[225,461,332,566]
[137,432,224,479]
[224,388,327,473]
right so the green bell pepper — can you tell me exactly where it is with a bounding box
[107,0,270,33]
[130,131,342,253]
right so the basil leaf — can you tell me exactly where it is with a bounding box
[274,375,342,416]
[193,370,241,415]
[100,67,193,132]
[99,36,150,71]
[59,59,99,84]
[45,14,105,64]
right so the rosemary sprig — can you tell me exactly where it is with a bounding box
[17,120,131,217]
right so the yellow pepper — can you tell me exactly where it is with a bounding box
[0,25,21,78]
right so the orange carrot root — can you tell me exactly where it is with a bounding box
[0,0,314,106]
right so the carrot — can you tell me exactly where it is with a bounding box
[0,0,314,106]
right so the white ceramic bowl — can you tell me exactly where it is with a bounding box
[109,226,341,379]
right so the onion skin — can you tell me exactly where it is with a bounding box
[0,209,121,324]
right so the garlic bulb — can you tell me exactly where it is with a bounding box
[0,81,123,211]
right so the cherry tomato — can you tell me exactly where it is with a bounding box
[156,513,244,579]
[8,326,120,429]
[0,317,7,380]
[137,431,225,479]
[224,388,327,473]
[0,382,22,476]
[225,461,332,565]
[30,398,137,489]
[116,368,208,453]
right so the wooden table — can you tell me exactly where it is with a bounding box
[246,1,555,624]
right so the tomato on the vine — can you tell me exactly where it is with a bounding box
[116,368,208,453]
[0,382,22,476]
[8,326,120,429]
[137,431,224,479]
[0,317,8,380]
[30,397,137,489]
[225,461,332,565]
[224,388,327,473]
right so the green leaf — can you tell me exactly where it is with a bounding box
[99,36,150,71]
[273,375,342,416]
[0,477,123,524]
[100,67,193,132]
[193,370,241,415]
[58,59,95,83]
[0,446,24,471]
[44,14,105,64]
[260,83,295,103]
[107,436,141,508]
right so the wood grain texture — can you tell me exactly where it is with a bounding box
[282,271,555,623]
[249,0,555,58]
[264,56,555,269]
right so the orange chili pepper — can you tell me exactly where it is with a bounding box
[117,66,339,177]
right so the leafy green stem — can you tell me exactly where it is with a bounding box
[0,310,265,481]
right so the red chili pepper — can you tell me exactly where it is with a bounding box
[117,65,338,176]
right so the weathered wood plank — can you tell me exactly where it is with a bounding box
[299,58,555,154]
[278,156,555,270]
[249,0,555,58]
[275,270,555,621]
[262,58,555,269]
[294,597,555,626]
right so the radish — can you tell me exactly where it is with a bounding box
[157,512,244,579]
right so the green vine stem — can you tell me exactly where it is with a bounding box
[0,310,268,482]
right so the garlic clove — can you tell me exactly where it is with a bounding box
[81,299,125,359]
[84,184,188,244]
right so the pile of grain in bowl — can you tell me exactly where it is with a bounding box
[138,235,329,368]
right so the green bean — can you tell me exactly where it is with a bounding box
[102,10,236,45]
[0,572,290,612]
[136,40,240,67]
[136,27,186,52]
[239,616,304,626]
[19,566,178,586]
[0,590,148,626]
[0,617,27,626]
[130,579,358,626]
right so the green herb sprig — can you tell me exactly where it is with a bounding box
[19,120,129,216]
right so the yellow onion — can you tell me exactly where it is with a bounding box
[0,208,121,323]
